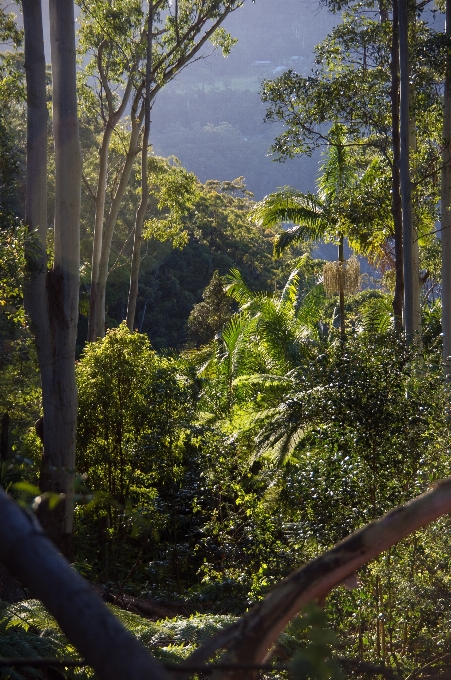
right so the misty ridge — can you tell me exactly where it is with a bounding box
[150,0,338,199]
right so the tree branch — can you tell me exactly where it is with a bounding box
[0,487,167,680]
[82,172,97,202]
[187,479,451,678]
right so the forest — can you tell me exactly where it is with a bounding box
[2,0,451,679]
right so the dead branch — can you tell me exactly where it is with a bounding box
[90,583,189,619]
[0,487,167,680]
[187,479,451,679]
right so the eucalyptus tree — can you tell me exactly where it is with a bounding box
[78,0,245,341]
[22,0,81,556]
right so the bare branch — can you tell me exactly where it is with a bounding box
[188,479,451,677]
[97,41,114,116]
[82,172,97,202]
[0,488,167,680]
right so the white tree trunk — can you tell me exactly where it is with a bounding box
[88,59,134,342]
[93,99,143,338]
[22,0,48,340]
[86,5,239,341]
[126,4,153,331]
[442,0,451,376]
[23,0,82,557]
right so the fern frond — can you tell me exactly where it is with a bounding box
[296,283,327,334]
[359,295,393,334]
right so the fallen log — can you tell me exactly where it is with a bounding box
[90,584,188,619]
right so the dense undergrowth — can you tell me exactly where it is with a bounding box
[2,271,451,678]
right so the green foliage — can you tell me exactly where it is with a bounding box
[144,156,199,248]
[187,270,235,346]
[289,605,343,680]
[0,599,87,680]
[252,124,394,264]
[101,171,296,349]
[77,323,196,509]
[260,8,442,271]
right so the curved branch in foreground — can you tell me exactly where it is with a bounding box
[188,479,451,678]
[0,488,167,680]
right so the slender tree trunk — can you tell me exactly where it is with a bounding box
[390,0,404,329]
[88,66,134,342]
[23,0,81,557]
[398,0,414,342]
[408,10,422,342]
[22,0,49,360]
[88,124,114,343]
[85,7,238,341]
[339,235,345,341]
[126,4,153,331]
[442,0,451,377]
[91,93,144,339]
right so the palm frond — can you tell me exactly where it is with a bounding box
[296,283,327,335]
[251,188,323,229]
[254,399,313,466]
[359,295,393,334]
[224,269,255,307]
[250,189,325,257]
[281,268,300,307]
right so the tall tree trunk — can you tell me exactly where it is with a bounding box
[88,59,134,343]
[390,0,404,329]
[339,235,345,341]
[84,6,238,341]
[22,0,49,365]
[126,4,153,331]
[90,91,144,340]
[398,0,415,342]
[22,0,81,558]
[442,0,451,377]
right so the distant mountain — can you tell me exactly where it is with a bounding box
[151,0,339,199]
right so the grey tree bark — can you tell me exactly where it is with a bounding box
[0,488,167,680]
[126,3,153,331]
[91,90,144,340]
[22,0,81,557]
[442,0,451,376]
[87,54,135,342]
